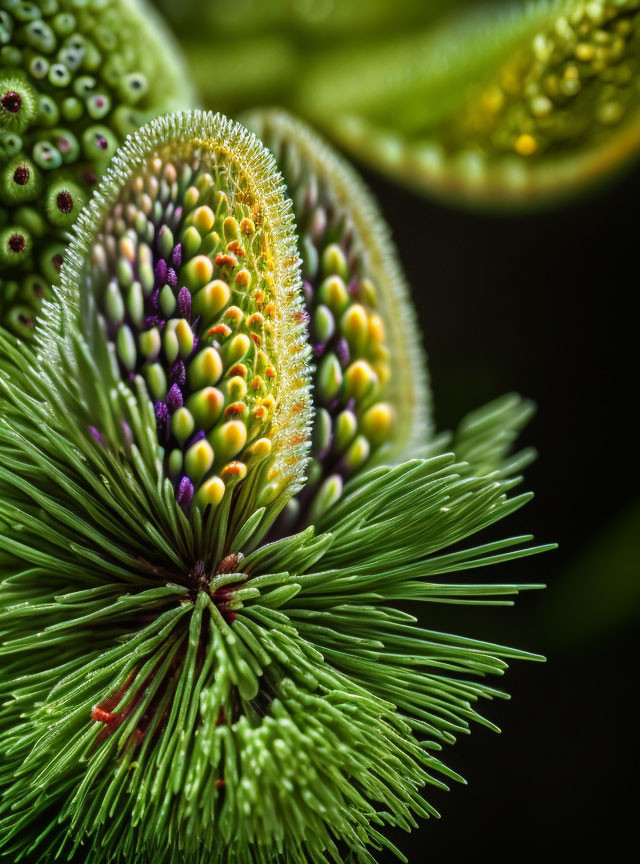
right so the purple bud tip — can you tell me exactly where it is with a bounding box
[166,267,177,288]
[169,360,186,387]
[348,277,359,297]
[303,281,313,305]
[336,337,350,367]
[155,401,169,426]
[190,335,198,357]
[120,421,133,450]
[89,425,104,446]
[187,430,206,449]
[150,287,160,311]
[166,383,183,412]
[178,286,191,318]
[177,476,194,512]
[171,243,182,268]
[313,343,326,358]
[144,314,161,329]
[155,259,167,285]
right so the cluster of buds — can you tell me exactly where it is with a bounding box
[246,110,430,524]
[0,0,192,338]
[465,0,640,161]
[69,112,311,518]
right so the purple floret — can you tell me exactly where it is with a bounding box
[178,286,191,318]
[166,383,183,412]
[177,476,194,512]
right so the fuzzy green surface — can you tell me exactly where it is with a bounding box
[0,0,194,338]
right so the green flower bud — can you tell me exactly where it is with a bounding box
[181,253,213,290]
[159,283,176,317]
[321,241,348,280]
[168,447,183,478]
[333,408,358,454]
[0,72,37,133]
[144,362,166,400]
[208,419,247,464]
[194,474,225,510]
[192,279,230,322]
[317,352,342,401]
[180,224,202,258]
[318,274,349,314]
[312,407,332,456]
[104,279,124,326]
[221,332,250,366]
[126,281,144,328]
[344,433,371,473]
[171,406,195,444]
[361,401,394,448]
[116,323,136,372]
[185,438,214,484]
[313,303,334,345]
[188,346,223,390]
[139,328,161,362]
[186,387,224,431]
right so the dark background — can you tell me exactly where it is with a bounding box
[364,159,639,860]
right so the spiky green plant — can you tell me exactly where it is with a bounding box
[0,111,553,863]
[0,0,194,338]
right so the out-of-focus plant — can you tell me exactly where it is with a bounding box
[155,0,640,208]
[0,108,553,863]
[0,0,194,338]
[299,0,640,206]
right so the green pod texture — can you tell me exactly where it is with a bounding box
[0,0,195,338]
[244,109,431,525]
[0,111,554,863]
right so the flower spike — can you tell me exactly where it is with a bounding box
[41,110,313,552]
[244,109,432,521]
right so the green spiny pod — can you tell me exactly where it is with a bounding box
[54,110,312,524]
[0,0,195,338]
[0,110,552,864]
[244,108,431,519]
[298,0,640,207]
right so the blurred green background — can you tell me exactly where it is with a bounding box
[152,1,638,859]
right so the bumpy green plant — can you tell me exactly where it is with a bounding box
[299,0,640,205]
[0,110,553,864]
[244,109,430,524]
[0,0,193,338]
[159,0,640,207]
